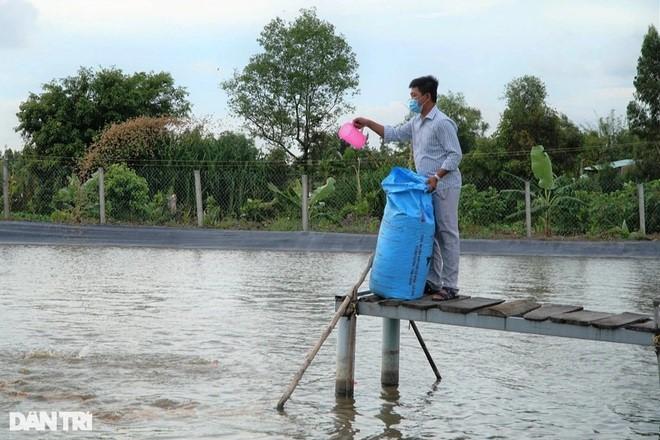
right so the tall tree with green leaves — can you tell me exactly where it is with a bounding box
[496,75,582,177]
[222,8,359,166]
[627,25,660,180]
[437,91,488,155]
[580,110,638,168]
[16,66,190,161]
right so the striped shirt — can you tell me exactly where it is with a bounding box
[383,106,462,190]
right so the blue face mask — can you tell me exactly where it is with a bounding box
[408,97,423,113]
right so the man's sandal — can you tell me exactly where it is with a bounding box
[430,287,459,301]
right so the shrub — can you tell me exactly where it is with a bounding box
[79,116,179,177]
[588,183,638,234]
[240,198,275,222]
[204,195,222,226]
[103,164,150,222]
[643,180,660,233]
[50,173,99,222]
[145,190,178,224]
[459,184,507,226]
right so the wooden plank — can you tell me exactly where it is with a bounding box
[404,295,471,310]
[438,297,505,314]
[625,319,659,333]
[379,298,403,307]
[359,294,382,303]
[550,310,614,326]
[478,299,541,318]
[591,312,650,329]
[523,304,583,321]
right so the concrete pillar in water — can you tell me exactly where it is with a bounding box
[381,318,400,387]
[335,314,357,397]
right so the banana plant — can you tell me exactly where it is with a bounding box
[506,145,584,236]
[268,177,336,219]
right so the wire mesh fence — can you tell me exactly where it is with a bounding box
[1,154,658,239]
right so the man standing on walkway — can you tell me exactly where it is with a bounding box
[353,75,463,300]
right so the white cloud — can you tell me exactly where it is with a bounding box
[417,0,516,18]
[31,0,306,34]
[0,0,38,48]
[542,1,657,29]
[29,0,519,36]
[353,101,408,127]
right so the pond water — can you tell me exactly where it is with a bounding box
[0,246,658,439]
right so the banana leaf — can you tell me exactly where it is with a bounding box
[310,177,336,206]
[530,145,554,190]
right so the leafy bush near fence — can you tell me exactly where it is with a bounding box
[587,182,638,236]
[51,164,152,223]
[459,184,507,226]
[4,146,660,237]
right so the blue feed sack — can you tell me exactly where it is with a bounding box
[369,167,435,300]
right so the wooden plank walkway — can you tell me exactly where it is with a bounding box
[350,292,658,346]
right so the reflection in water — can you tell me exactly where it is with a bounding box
[375,386,403,440]
[0,246,658,439]
[330,397,357,440]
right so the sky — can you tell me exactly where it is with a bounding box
[0,0,658,152]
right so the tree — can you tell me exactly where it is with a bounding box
[79,116,179,176]
[16,66,190,161]
[222,8,359,167]
[495,75,582,177]
[580,110,638,168]
[437,91,488,154]
[627,25,660,179]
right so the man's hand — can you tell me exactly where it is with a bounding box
[352,117,384,138]
[352,117,370,129]
[426,175,439,192]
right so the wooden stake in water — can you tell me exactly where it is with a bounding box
[276,254,373,410]
[410,320,441,381]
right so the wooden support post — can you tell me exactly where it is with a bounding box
[335,313,357,397]
[98,168,105,225]
[301,174,309,232]
[277,254,373,410]
[194,170,203,227]
[654,299,659,386]
[381,318,400,387]
[638,184,646,236]
[2,156,9,220]
[525,181,532,238]
[410,321,441,381]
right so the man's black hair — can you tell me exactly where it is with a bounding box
[409,75,438,102]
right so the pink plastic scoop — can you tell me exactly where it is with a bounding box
[338,122,366,149]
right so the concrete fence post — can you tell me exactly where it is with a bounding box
[638,183,646,236]
[194,170,203,227]
[654,299,659,386]
[2,156,9,220]
[98,168,106,224]
[301,174,309,232]
[525,181,532,238]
